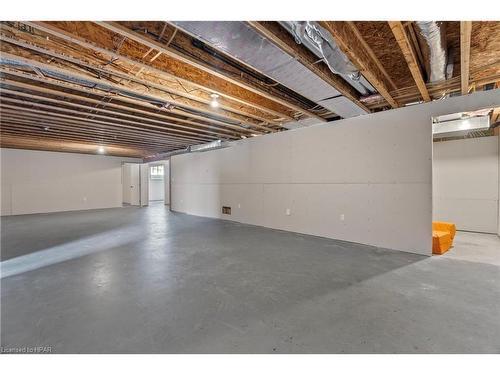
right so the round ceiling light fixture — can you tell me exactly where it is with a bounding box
[210,93,220,108]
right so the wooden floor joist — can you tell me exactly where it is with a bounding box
[0,82,242,139]
[460,21,473,95]
[388,21,431,102]
[0,133,148,157]
[318,21,399,108]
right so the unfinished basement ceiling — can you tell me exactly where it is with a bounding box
[171,21,369,119]
[0,21,499,158]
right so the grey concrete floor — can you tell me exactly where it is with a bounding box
[1,203,499,353]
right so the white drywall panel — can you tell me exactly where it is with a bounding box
[0,148,140,215]
[433,136,499,233]
[170,89,500,255]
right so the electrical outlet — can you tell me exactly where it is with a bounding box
[238,203,241,209]
[83,197,87,202]
[286,208,291,216]
[340,214,345,221]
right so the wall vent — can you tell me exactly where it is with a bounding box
[222,206,231,215]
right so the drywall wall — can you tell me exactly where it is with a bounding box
[433,136,499,233]
[164,160,170,205]
[171,89,500,255]
[1,148,140,215]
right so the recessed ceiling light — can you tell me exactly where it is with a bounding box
[210,93,220,108]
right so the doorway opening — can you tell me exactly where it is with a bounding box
[148,161,170,206]
[431,106,499,262]
[122,162,151,207]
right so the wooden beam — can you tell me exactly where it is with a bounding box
[318,21,399,108]
[346,22,398,91]
[460,21,473,95]
[0,134,149,158]
[491,107,500,125]
[388,21,431,102]
[95,21,326,122]
[247,21,370,113]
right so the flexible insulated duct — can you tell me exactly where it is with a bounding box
[280,21,374,96]
[414,21,448,83]
[288,21,360,80]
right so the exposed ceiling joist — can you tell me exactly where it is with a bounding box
[21,21,291,125]
[491,107,500,125]
[388,21,431,102]
[0,70,244,137]
[346,22,398,92]
[0,133,147,158]
[0,114,196,147]
[0,52,269,135]
[0,30,276,132]
[318,21,399,108]
[0,102,206,145]
[0,81,241,139]
[460,21,473,95]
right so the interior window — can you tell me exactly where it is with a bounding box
[150,165,164,180]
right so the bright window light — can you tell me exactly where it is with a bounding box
[150,165,164,180]
[97,146,105,154]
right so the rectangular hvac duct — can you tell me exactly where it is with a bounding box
[433,116,490,136]
[318,96,367,118]
[172,21,368,118]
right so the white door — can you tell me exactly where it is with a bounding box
[164,160,170,205]
[122,163,140,205]
[140,163,149,206]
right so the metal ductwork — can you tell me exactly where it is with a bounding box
[144,140,229,162]
[189,139,228,152]
[172,21,369,120]
[414,21,448,83]
[280,21,375,96]
[287,21,360,79]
